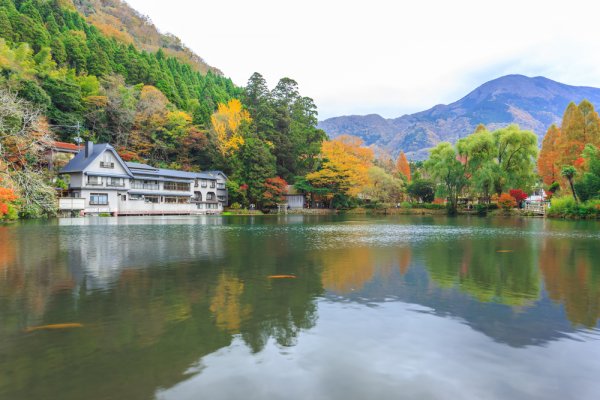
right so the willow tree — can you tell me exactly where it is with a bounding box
[425,142,468,214]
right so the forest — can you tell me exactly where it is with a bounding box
[1,0,600,219]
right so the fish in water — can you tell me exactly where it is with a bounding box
[24,323,84,333]
[496,250,514,253]
[268,275,297,279]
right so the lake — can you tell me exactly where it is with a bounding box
[1,215,599,400]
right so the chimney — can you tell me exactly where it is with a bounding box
[85,141,94,158]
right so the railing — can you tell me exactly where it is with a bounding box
[107,182,125,187]
[58,198,85,210]
[131,182,159,190]
[524,202,547,215]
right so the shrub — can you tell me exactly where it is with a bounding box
[498,193,517,211]
[230,202,242,210]
[509,189,528,204]
[400,201,412,209]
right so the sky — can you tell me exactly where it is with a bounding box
[126,0,600,120]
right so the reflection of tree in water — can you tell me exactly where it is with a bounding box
[425,238,540,307]
[317,246,413,294]
[0,225,324,400]
[539,238,600,327]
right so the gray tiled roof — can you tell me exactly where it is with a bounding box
[60,144,133,175]
[60,143,226,182]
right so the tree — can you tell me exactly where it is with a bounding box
[234,137,277,206]
[425,142,467,214]
[396,151,411,182]
[407,179,435,203]
[0,182,18,219]
[561,165,578,203]
[556,100,600,170]
[574,145,600,202]
[210,98,251,157]
[261,177,288,207]
[492,125,538,195]
[306,135,373,207]
[498,193,517,211]
[365,166,404,204]
[538,124,561,186]
[509,189,527,207]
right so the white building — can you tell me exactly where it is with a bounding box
[59,142,228,216]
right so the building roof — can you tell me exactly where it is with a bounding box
[51,141,82,153]
[61,143,227,182]
[60,144,134,175]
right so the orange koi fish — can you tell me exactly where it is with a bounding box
[24,323,84,333]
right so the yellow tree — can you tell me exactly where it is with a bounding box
[306,135,373,201]
[210,99,251,156]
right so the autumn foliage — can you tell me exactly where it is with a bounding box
[396,151,411,182]
[210,99,251,157]
[537,124,561,186]
[498,193,517,211]
[261,177,288,207]
[306,135,374,199]
[0,184,18,218]
[509,189,528,205]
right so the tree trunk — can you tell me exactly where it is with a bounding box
[568,178,578,203]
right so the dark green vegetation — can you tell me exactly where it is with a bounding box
[0,0,326,215]
[1,216,600,399]
[319,75,600,159]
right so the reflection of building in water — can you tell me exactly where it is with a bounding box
[58,218,226,290]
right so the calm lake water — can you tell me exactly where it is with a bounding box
[1,215,600,400]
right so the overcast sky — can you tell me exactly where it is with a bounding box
[126,0,600,120]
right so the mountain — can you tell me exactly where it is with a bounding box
[318,75,600,159]
[71,0,220,74]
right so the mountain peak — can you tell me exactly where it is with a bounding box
[318,75,600,160]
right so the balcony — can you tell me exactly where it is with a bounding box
[58,198,85,210]
[131,182,159,190]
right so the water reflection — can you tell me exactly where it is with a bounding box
[0,216,599,400]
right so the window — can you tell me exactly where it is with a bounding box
[90,193,108,205]
[218,195,225,202]
[145,195,160,203]
[164,197,190,204]
[100,154,114,168]
[210,181,216,188]
[217,182,226,189]
[87,176,103,186]
[107,177,124,187]
[131,180,159,190]
[201,180,207,188]
[163,181,190,191]
[129,194,143,200]
[207,192,215,200]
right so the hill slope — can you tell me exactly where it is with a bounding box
[319,75,600,159]
[71,0,220,74]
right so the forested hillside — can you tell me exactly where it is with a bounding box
[0,0,327,218]
[0,0,238,144]
[71,0,220,74]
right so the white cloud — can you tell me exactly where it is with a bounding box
[125,0,600,119]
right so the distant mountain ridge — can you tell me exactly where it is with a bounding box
[318,75,600,159]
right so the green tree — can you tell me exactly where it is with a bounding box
[561,165,578,203]
[425,142,468,214]
[574,145,600,202]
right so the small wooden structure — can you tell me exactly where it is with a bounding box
[524,202,547,215]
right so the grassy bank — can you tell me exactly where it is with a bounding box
[546,197,600,219]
